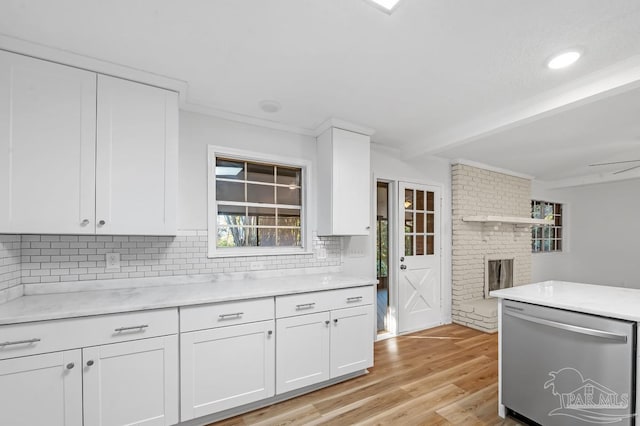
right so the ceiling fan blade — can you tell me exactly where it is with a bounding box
[613,165,640,175]
[589,159,640,167]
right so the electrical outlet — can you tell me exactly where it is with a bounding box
[105,253,121,272]
[250,261,264,271]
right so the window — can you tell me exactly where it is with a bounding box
[531,200,563,253]
[208,146,310,257]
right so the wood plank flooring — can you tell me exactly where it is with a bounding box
[211,324,525,425]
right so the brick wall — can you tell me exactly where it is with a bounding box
[451,164,532,332]
[2,231,340,296]
[0,235,22,302]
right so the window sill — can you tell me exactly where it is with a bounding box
[207,249,315,259]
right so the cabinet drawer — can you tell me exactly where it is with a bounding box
[276,286,374,318]
[0,308,178,360]
[329,286,374,310]
[276,291,333,319]
[180,298,274,332]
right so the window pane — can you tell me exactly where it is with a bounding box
[416,212,425,233]
[247,206,275,226]
[416,191,425,211]
[247,184,274,204]
[256,228,277,247]
[278,209,301,227]
[217,205,246,226]
[247,163,274,183]
[427,214,434,233]
[216,159,244,180]
[217,226,255,247]
[426,235,434,255]
[277,187,301,205]
[277,167,301,186]
[216,181,245,202]
[278,228,302,247]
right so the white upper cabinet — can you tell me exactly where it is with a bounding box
[96,75,178,235]
[0,50,178,235]
[317,127,371,236]
[0,51,97,234]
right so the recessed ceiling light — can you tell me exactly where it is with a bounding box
[366,0,402,14]
[259,100,282,113]
[547,50,582,70]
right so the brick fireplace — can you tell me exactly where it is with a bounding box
[451,163,532,332]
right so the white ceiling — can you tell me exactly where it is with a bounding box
[2,0,640,183]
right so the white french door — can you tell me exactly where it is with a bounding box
[397,182,442,333]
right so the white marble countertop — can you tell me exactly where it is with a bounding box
[491,280,640,322]
[0,273,375,325]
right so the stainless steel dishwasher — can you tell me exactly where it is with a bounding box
[502,300,636,426]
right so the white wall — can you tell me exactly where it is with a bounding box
[340,146,452,323]
[178,110,318,230]
[532,178,640,288]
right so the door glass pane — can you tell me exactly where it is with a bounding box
[404,189,413,210]
[247,163,274,183]
[426,191,434,211]
[426,235,434,255]
[405,235,413,256]
[216,181,244,202]
[427,214,434,233]
[247,184,274,203]
[416,235,425,256]
[416,212,425,233]
[404,212,413,233]
[276,187,301,205]
[416,191,425,210]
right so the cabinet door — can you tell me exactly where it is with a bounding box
[83,335,178,426]
[276,311,330,394]
[96,75,178,236]
[180,320,275,420]
[0,350,82,426]
[330,305,374,378]
[0,50,96,234]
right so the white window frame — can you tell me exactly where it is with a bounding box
[531,199,564,253]
[207,145,312,258]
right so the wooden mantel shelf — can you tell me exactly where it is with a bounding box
[462,215,554,226]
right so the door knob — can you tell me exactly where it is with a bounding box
[400,265,407,270]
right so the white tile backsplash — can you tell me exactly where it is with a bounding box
[0,235,22,302]
[15,231,341,292]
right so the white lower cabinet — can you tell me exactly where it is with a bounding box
[276,312,331,394]
[330,305,374,378]
[180,320,275,421]
[0,349,83,426]
[83,335,179,426]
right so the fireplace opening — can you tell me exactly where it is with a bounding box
[485,258,514,298]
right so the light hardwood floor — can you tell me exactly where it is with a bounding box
[212,323,525,425]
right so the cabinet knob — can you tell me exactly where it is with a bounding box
[81,219,90,226]
[366,226,371,230]
[86,360,94,367]
[268,330,273,336]
[325,320,330,325]
[66,362,75,370]
[98,220,106,226]
[334,319,339,324]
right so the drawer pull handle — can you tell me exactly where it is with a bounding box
[347,296,363,302]
[219,312,244,319]
[114,325,149,332]
[0,338,41,347]
[296,303,316,310]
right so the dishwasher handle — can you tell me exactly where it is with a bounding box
[504,310,628,342]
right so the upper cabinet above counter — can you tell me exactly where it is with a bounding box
[317,127,371,236]
[0,50,178,236]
